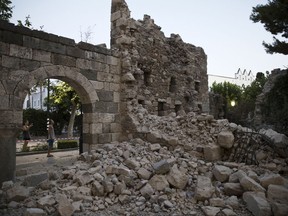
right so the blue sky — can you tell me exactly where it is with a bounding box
[11,0,287,77]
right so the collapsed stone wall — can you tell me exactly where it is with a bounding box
[111,0,209,124]
[254,68,288,132]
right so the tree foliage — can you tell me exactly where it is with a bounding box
[48,81,81,138]
[250,0,288,55]
[210,73,269,126]
[210,81,243,107]
[242,72,268,105]
[0,0,13,21]
[264,72,288,135]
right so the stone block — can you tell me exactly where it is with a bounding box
[102,123,110,133]
[203,144,223,161]
[24,208,47,216]
[98,133,112,144]
[56,194,75,216]
[110,123,122,133]
[97,91,114,102]
[23,172,48,187]
[6,185,31,202]
[166,164,188,189]
[51,53,76,67]
[90,123,103,134]
[152,159,170,174]
[32,49,51,62]
[243,191,272,216]
[97,113,115,123]
[107,56,119,66]
[260,173,286,189]
[66,46,85,58]
[223,183,244,196]
[212,165,233,182]
[0,42,9,55]
[149,175,169,191]
[113,91,120,103]
[137,168,152,180]
[140,183,154,199]
[10,44,32,59]
[111,11,122,22]
[0,30,23,46]
[240,176,266,192]
[2,55,20,69]
[195,175,214,201]
[76,58,92,69]
[43,40,66,55]
[217,130,234,149]
[267,184,288,204]
[20,58,41,71]
[271,202,288,216]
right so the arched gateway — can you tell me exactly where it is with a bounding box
[0,22,122,184]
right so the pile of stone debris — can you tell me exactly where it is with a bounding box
[1,110,288,216]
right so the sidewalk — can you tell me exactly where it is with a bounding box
[16,150,80,176]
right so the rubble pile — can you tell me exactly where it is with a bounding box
[1,108,288,216]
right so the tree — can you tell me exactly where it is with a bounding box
[263,72,288,135]
[0,0,13,21]
[17,15,32,28]
[250,0,288,55]
[210,81,243,119]
[242,72,268,104]
[49,81,80,138]
[211,81,243,106]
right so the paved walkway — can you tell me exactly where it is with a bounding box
[16,150,80,176]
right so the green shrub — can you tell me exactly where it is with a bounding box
[57,140,78,149]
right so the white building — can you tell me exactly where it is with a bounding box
[208,68,255,89]
[23,87,48,110]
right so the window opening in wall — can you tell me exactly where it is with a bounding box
[184,95,190,103]
[195,81,200,92]
[169,76,177,93]
[198,104,202,112]
[175,104,181,114]
[138,99,145,106]
[158,102,165,116]
[144,71,151,86]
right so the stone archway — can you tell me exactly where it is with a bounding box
[0,65,100,185]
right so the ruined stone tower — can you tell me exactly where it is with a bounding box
[111,0,209,118]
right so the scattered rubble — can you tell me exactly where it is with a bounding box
[1,109,288,216]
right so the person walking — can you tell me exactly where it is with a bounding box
[47,119,56,157]
[22,120,33,151]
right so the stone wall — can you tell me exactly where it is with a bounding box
[0,20,122,184]
[111,0,209,120]
[254,68,288,131]
[0,0,210,185]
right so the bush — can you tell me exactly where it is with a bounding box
[23,109,47,136]
[57,140,78,149]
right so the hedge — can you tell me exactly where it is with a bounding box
[57,140,78,149]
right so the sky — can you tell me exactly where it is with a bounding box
[10,0,287,78]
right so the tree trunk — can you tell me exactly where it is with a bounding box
[40,84,43,110]
[67,101,77,138]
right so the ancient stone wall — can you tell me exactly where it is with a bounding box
[111,0,209,120]
[0,0,210,185]
[0,20,121,184]
[254,68,288,132]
